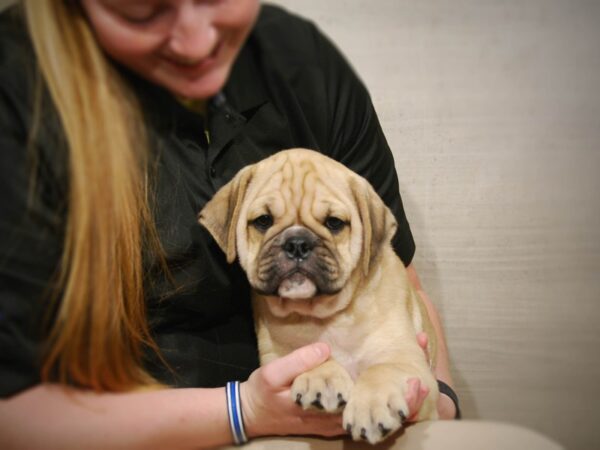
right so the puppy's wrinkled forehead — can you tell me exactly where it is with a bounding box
[249,152,349,220]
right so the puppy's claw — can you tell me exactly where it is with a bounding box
[398,410,407,423]
[360,428,367,440]
[378,423,391,437]
[337,393,347,408]
[345,423,352,434]
[295,393,302,405]
[311,392,324,410]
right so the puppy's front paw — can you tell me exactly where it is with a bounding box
[343,371,411,444]
[291,360,353,413]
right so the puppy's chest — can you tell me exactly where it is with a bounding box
[322,328,365,380]
[276,320,368,380]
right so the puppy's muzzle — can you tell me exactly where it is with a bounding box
[254,226,342,298]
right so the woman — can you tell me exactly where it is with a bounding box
[0,0,458,447]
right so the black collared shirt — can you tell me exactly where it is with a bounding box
[0,4,415,396]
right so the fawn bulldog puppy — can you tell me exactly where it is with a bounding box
[199,148,438,444]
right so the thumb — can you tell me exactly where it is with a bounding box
[417,332,428,351]
[261,343,330,387]
[416,332,432,367]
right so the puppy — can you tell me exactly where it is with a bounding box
[199,149,438,444]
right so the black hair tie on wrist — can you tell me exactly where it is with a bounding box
[437,380,462,419]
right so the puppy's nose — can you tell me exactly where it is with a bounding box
[283,237,313,261]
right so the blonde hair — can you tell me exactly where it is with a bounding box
[22,0,164,391]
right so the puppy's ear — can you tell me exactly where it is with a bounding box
[350,176,397,276]
[198,166,254,263]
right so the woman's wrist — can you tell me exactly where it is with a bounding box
[225,381,249,445]
[437,380,461,420]
[238,380,261,439]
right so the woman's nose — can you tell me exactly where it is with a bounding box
[164,4,218,62]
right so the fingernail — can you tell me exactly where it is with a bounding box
[313,343,328,358]
[313,344,323,357]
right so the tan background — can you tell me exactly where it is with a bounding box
[2,0,599,449]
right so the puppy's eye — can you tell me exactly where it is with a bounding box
[252,214,273,232]
[325,216,346,233]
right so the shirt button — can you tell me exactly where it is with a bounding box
[210,166,216,177]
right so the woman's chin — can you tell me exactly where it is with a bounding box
[163,72,228,101]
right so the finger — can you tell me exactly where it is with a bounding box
[416,332,430,362]
[405,378,420,413]
[298,412,345,437]
[408,382,430,422]
[416,332,428,349]
[301,411,344,423]
[260,343,330,387]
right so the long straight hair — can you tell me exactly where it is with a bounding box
[22,0,164,391]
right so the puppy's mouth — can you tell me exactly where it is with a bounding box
[277,271,317,300]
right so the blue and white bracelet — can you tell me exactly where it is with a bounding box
[226,381,248,445]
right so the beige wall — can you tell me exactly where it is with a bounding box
[269,1,600,449]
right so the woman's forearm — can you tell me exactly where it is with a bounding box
[0,383,232,450]
[406,263,458,419]
[0,344,344,448]
[414,287,459,419]
[415,287,454,387]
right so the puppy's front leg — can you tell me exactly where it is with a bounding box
[344,363,437,444]
[292,359,354,413]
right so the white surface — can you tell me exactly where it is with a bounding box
[218,420,563,450]
[268,1,600,449]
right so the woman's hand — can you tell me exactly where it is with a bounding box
[240,343,346,438]
[240,335,456,442]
